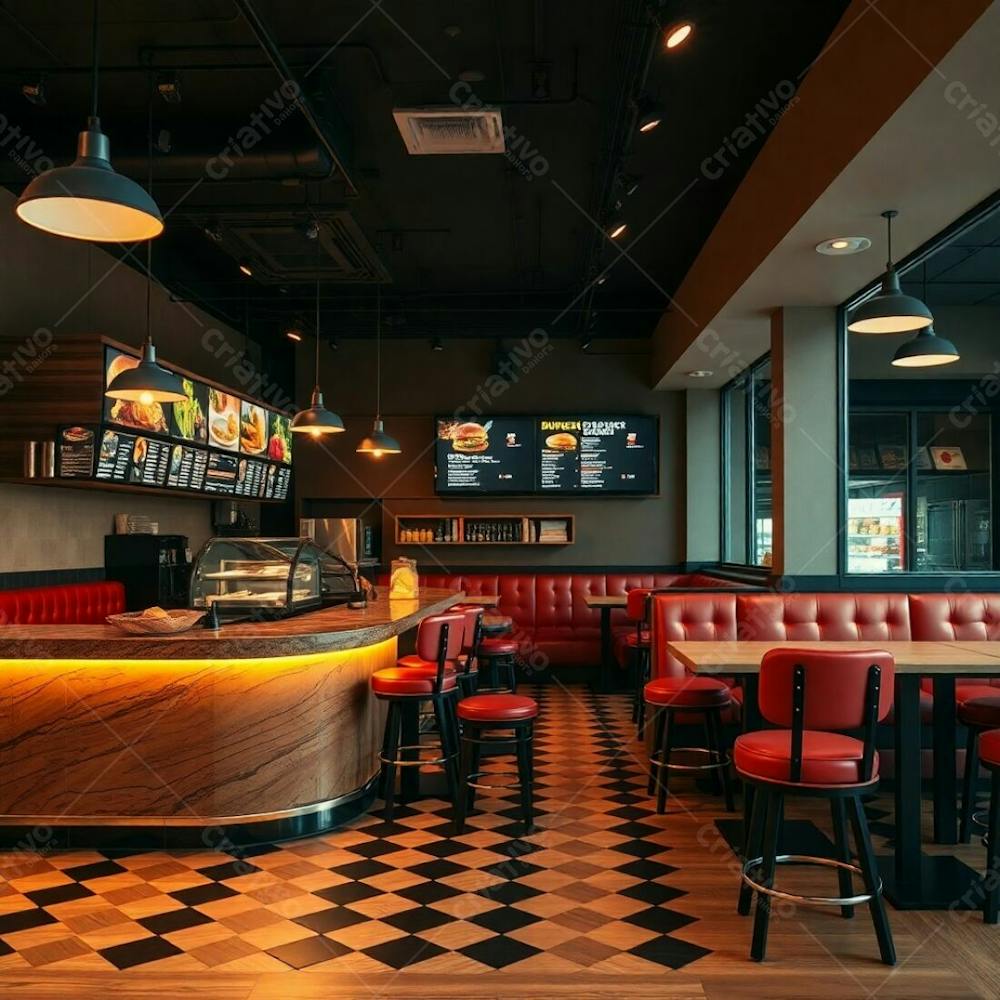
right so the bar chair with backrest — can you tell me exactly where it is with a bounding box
[735,647,896,965]
[371,612,465,820]
[625,587,653,732]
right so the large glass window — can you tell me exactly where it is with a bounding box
[843,198,1000,575]
[722,357,772,567]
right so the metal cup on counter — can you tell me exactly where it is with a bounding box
[23,441,40,478]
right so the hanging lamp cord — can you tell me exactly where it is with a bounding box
[375,285,382,419]
[145,81,153,348]
[89,0,100,121]
[886,212,893,272]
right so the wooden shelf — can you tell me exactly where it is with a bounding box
[0,477,288,504]
[395,513,574,546]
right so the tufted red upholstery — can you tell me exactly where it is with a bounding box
[736,593,911,643]
[910,594,1000,695]
[0,581,126,626]
[651,593,739,679]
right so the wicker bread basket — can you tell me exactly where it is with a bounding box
[106,610,206,635]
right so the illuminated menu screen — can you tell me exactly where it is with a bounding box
[95,430,170,487]
[434,418,535,493]
[166,444,209,492]
[204,452,239,494]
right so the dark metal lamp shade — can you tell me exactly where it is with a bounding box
[16,122,164,243]
[356,418,401,456]
[105,341,185,404]
[290,388,346,436]
[891,326,960,368]
[847,268,933,334]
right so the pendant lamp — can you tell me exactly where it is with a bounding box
[891,265,959,367]
[847,210,933,334]
[291,243,345,436]
[16,0,163,243]
[106,96,184,406]
[357,286,401,457]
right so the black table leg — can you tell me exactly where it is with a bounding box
[596,607,613,693]
[932,675,957,845]
[878,673,980,910]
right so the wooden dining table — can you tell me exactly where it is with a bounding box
[667,639,1000,911]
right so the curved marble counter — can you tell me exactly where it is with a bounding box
[0,588,463,845]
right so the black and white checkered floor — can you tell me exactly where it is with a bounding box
[0,685,715,974]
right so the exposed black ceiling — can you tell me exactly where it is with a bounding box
[0,0,852,346]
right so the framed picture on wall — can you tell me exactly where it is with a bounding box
[878,444,907,471]
[856,447,879,471]
[930,446,968,471]
[915,446,933,470]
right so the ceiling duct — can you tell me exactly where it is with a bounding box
[187,210,390,284]
[392,107,505,155]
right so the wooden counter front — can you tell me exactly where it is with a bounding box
[0,589,464,837]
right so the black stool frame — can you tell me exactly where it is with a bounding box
[454,717,534,835]
[737,663,895,966]
[378,621,460,821]
[631,592,653,735]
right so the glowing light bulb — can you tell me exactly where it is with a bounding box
[309,427,322,439]
[665,22,693,49]
[372,449,383,459]
[139,391,154,406]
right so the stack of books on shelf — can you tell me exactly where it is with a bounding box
[537,519,568,543]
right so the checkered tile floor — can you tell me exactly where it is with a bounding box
[0,685,714,975]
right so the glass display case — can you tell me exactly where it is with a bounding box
[189,537,321,620]
[262,538,365,605]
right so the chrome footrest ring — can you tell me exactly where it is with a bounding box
[467,768,520,792]
[649,746,731,773]
[741,854,878,907]
[380,744,456,768]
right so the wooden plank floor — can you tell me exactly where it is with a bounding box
[0,685,994,999]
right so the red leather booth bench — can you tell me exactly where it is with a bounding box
[0,581,126,626]
[650,590,1000,708]
[411,571,749,670]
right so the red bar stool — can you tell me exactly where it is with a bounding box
[476,628,519,693]
[644,675,735,813]
[625,588,652,733]
[959,695,1000,843]
[372,612,464,820]
[453,693,538,835]
[735,648,895,966]
[976,729,1000,923]
[481,611,513,637]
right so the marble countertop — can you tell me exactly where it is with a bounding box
[0,588,464,660]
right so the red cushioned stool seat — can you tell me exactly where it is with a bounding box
[372,667,458,696]
[644,675,732,708]
[734,730,876,787]
[959,696,1000,728]
[479,637,518,656]
[457,694,538,723]
[981,729,1000,767]
[625,630,651,647]
[396,654,459,675]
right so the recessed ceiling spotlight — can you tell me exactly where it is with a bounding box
[595,273,608,286]
[637,105,663,133]
[21,77,45,106]
[203,221,223,243]
[238,260,253,277]
[606,215,627,240]
[815,236,872,256]
[665,22,694,49]
[686,369,713,378]
[431,337,444,352]
[286,329,303,343]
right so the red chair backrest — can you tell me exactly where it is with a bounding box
[758,647,895,730]
[416,613,466,662]
[626,587,652,622]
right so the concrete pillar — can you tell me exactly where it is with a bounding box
[771,307,839,579]
[684,389,721,566]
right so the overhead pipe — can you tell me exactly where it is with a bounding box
[232,0,358,197]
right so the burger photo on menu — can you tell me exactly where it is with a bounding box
[442,420,491,453]
[240,401,267,455]
[208,389,240,452]
[544,431,578,451]
[105,350,169,435]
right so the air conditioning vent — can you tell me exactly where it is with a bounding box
[392,107,505,155]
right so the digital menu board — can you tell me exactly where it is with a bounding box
[433,414,658,495]
[87,345,294,501]
[434,417,535,493]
